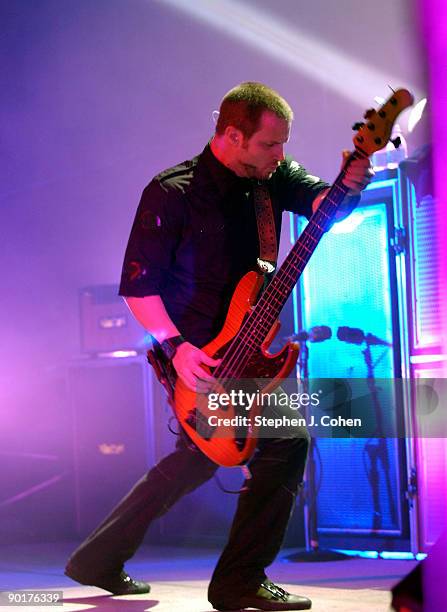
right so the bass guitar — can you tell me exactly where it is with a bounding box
[149,88,413,467]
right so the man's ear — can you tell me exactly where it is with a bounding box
[224,126,243,147]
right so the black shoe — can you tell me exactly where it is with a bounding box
[65,565,150,595]
[214,579,311,611]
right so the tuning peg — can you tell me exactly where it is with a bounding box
[391,136,401,149]
[352,121,365,131]
[363,108,375,119]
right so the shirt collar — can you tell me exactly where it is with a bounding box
[199,142,253,198]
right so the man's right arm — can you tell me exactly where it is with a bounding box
[124,295,220,391]
[120,181,219,390]
[124,295,180,343]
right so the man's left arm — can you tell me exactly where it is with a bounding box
[312,150,374,218]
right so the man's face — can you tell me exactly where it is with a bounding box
[237,111,291,180]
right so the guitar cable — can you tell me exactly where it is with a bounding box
[165,417,251,494]
[213,465,252,495]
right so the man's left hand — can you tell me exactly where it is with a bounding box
[341,149,374,195]
[311,151,374,223]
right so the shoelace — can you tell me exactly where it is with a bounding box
[261,581,290,602]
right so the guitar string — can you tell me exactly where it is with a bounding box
[213,162,353,382]
[217,149,371,381]
[198,193,340,412]
[214,194,339,383]
[193,152,366,442]
[195,197,337,432]
[218,207,333,378]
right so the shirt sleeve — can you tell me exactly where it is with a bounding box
[119,179,183,297]
[275,155,330,219]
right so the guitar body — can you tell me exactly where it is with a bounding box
[173,270,299,466]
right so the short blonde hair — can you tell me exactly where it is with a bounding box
[215,82,293,139]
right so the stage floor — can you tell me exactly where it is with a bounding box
[1,542,417,611]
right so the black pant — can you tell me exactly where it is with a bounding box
[66,421,309,605]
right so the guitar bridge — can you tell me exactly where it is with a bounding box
[185,407,216,441]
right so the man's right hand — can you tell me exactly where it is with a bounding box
[172,342,221,392]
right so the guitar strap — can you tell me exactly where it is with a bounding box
[252,181,277,274]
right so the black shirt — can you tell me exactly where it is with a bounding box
[119,144,329,346]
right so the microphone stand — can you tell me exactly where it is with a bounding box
[362,337,397,531]
[336,326,396,532]
[285,329,349,562]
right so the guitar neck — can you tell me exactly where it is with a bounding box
[243,151,366,346]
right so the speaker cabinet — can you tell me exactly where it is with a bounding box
[293,173,410,550]
[79,284,147,354]
[68,356,154,536]
[399,157,446,553]
[0,369,75,543]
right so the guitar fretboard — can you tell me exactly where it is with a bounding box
[215,151,366,378]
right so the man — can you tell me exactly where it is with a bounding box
[65,82,373,611]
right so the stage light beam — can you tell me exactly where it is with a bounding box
[156,0,423,108]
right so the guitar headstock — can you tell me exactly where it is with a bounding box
[353,89,414,156]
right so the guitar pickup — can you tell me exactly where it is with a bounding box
[185,408,215,441]
[185,408,198,429]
